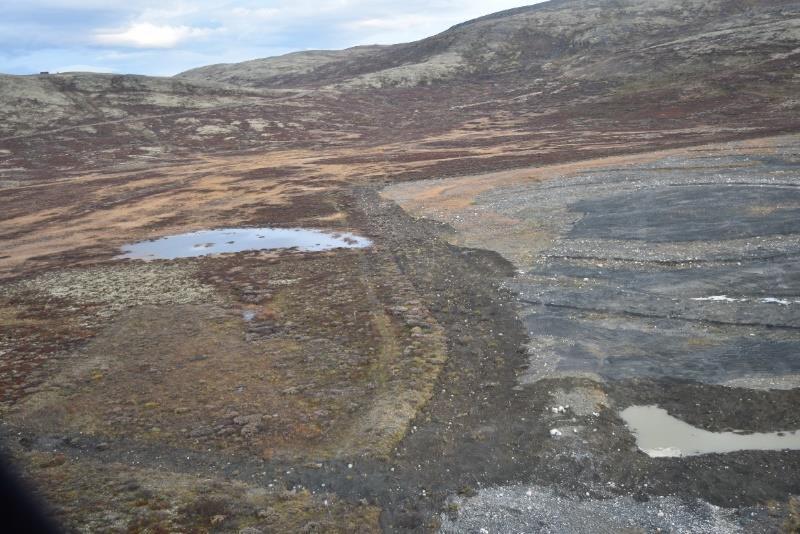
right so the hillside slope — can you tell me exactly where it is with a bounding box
[177,0,800,90]
[2,0,799,180]
[0,72,288,137]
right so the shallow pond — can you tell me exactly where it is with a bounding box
[621,405,800,457]
[117,228,372,260]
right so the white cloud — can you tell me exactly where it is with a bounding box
[94,22,213,48]
[344,14,437,32]
[3,0,546,75]
[230,7,280,20]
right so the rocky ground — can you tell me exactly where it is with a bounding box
[384,134,800,532]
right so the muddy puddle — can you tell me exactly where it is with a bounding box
[117,228,372,260]
[621,405,800,458]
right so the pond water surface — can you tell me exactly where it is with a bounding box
[117,228,372,260]
[621,405,800,457]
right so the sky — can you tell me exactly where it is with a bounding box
[0,1,542,77]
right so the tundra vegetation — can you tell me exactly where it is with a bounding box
[1,0,799,531]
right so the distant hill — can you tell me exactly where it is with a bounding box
[0,72,287,137]
[2,0,798,176]
[177,0,800,91]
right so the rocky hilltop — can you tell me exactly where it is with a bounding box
[179,0,800,91]
[0,72,289,138]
